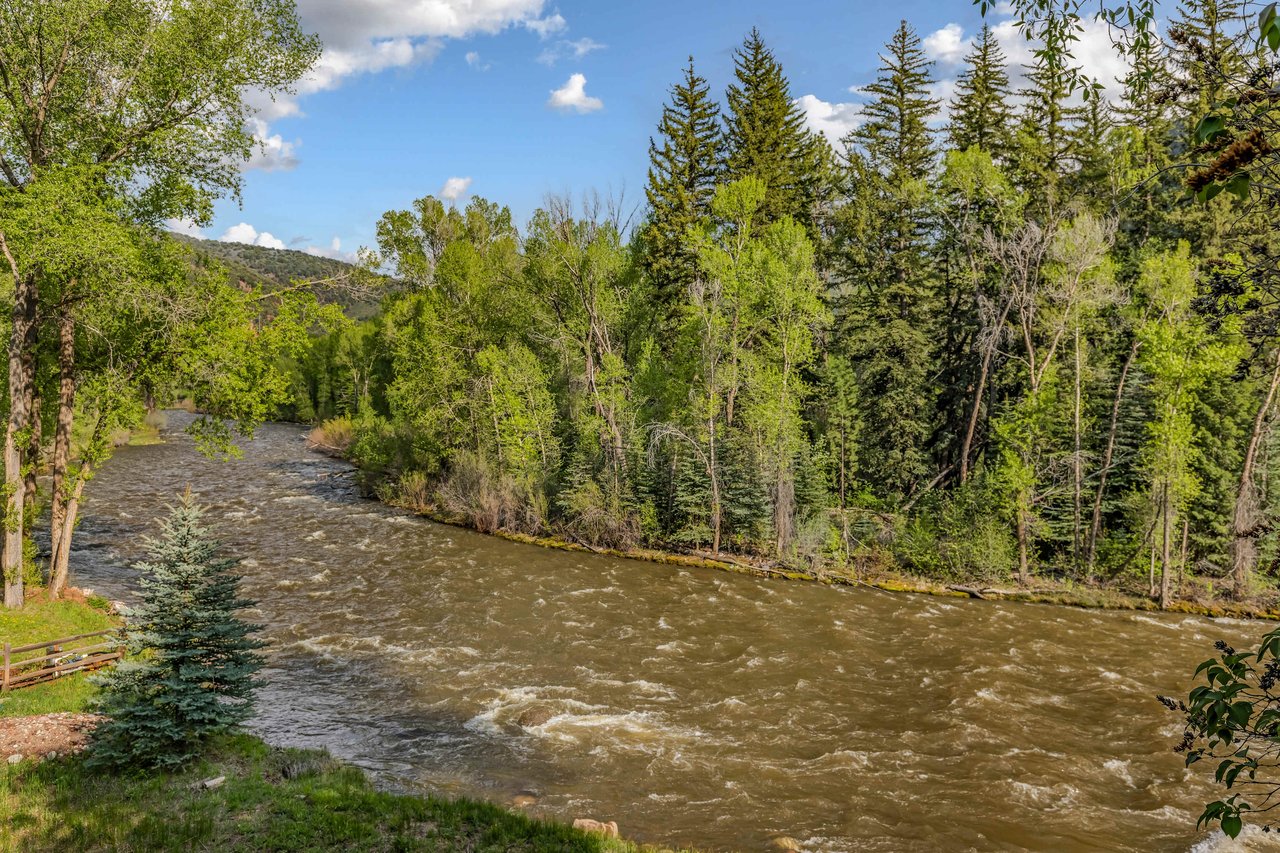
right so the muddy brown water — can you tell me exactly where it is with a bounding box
[64,413,1277,852]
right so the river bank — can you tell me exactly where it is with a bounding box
[0,600,688,852]
[305,426,1280,622]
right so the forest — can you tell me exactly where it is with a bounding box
[287,2,1280,610]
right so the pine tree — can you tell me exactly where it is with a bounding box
[1066,96,1115,209]
[90,495,264,769]
[641,57,721,336]
[834,20,940,502]
[1169,0,1247,122]
[948,25,1015,162]
[1014,40,1074,214]
[722,28,823,234]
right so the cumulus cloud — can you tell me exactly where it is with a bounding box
[440,176,473,201]
[548,73,602,113]
[465,50,490,70]
[796,94,864,143]
[245,1,570,167]
[219,222,286,250]
[923,22,971,66]
[244,117,301,172]
[303,236,357,262]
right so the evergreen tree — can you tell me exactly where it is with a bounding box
[1066,96,1115,210]
[1169,0,1247,122]
[1014,39,1074,214]
[642,57,721,336]
[948,25,1015,161]
[834,20,940,502]
[90,496,264,769]
[722,28,823,234]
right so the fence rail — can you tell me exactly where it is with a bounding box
[1,629,124,692]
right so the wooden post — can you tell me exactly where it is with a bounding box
[2,641,9,692]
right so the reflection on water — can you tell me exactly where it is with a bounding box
[67,413,1276,852]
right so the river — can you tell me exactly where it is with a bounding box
[64,413,1274,852]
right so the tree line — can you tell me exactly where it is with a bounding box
[292,2,1280,607]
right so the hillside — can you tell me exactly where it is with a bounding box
[173,235,381,320]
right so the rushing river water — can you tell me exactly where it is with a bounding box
[64,413,1277,852]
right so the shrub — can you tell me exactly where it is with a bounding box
[89,495,264,769]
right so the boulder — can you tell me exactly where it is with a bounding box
[7,753,21,765]
[515,707,556,728]
[573,818,620,839]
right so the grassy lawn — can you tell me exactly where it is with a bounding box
[1,599,687,852]
[2,734,669,852]
[0,596,120,718]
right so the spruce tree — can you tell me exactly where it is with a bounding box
[1014,40,1074,214]
[835,20,940,502]
[1066,96,1115,210]
[90,496,264,769]
[641,57,721,337]
[722,28,823,233]
[948,25,1015,162]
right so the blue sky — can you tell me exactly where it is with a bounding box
[170,0,1130,260]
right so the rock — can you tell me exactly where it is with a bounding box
[511,794,537,808]
[7,753,22,765]
[771,837,802,851]
[45,751,57,760]
[515,707,556,728]
[572,818,619,839]
[191,775,225,790]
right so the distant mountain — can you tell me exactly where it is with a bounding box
[173,235,381,320]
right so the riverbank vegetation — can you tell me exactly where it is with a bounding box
[2,733,675,853]
[291,3,1280,613]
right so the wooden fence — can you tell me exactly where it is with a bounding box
[1,629,124,692]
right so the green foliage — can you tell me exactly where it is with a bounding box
[722,29,825,235]
[89,498,263,769]
[1164,628,1280,838]
[948,25,1015,161]
[641,57,721,334]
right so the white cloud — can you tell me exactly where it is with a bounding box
[164,218,206,238]
[524,12,566,39]
[923,23,971,66]
[440,176,473,201]
[537,36,605,66]
[796,94,864,143]
[548,73,602,113]
[219,222,286,250]
[465,50,490,70]
[303,236,358,262]
[245,117,301,172]
[245,1,568,166]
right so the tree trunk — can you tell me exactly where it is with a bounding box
[1085,336,1139,574]
[1231,347,1280,598]
[1072,326,1083,569]
[48,310,75,599]
[1015,497,1030,585]
[3,274,36,608]
[959,296,1014,482]
[1159,483,1172,610]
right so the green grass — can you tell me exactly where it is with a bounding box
[0,598,120,718]
[1,734,680,852]
[0,599,691,852]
